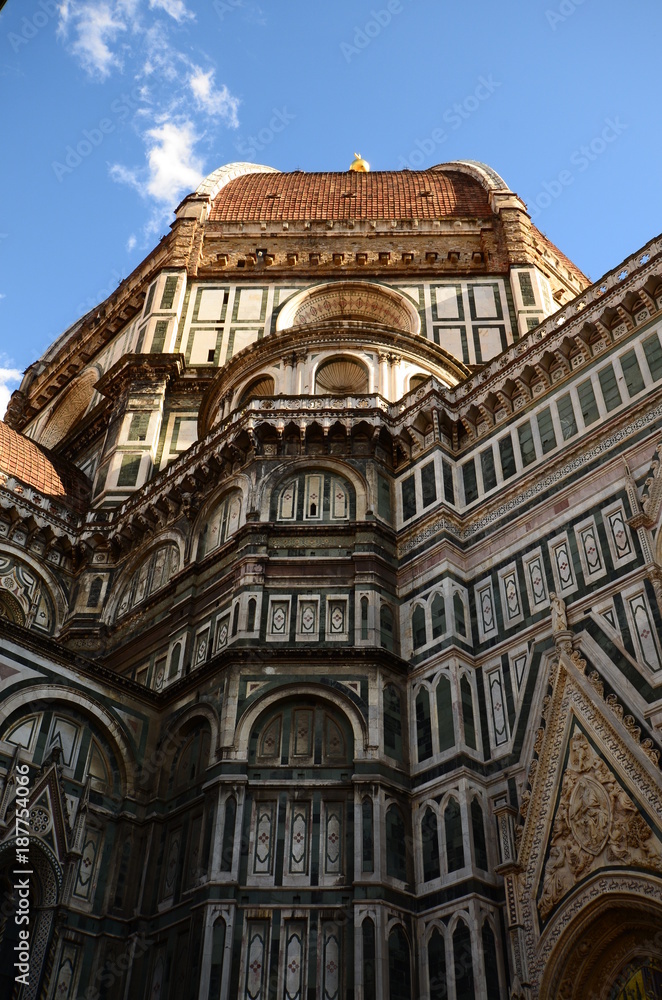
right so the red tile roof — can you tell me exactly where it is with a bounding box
[209,169,491,222]
[0,421,90,511]
[532,225,589,285]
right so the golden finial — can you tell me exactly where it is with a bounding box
[349,152,370,172]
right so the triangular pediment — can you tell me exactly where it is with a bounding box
[0,756,72,863]
[515,645,662,995]
[537,725,662,921]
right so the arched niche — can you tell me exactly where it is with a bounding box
[230,683,368,762]
[37,369,98,450]
[257,458,369,522]
[0,686,135,796]
[239,374,275,404]
[314,355,369,395]
[276,280,421,336]
[270,468,355,523]
[248,698,353,767]
[0,698,127,799]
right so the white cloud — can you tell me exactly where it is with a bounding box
[58,1,130,79]
[110,118,203,205]
[58,0,240,242]
[140,20,182,80]
[0,368,22,421]
[148,0,194,23]
[145,120,204,201]
[189,66,239,126]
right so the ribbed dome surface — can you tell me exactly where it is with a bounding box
[0,421,90,510]
[209,169,491,222]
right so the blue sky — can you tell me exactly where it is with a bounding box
[1,0,661,414]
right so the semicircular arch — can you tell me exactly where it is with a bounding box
[191,476,251,561]
[103,530,185,623]
[257,457,370,522]
[539,874,662,999]
[37,368,99,450]
[0,546,66,633]
[0,686,137,796]
[276,280,421,336]
[230,683,368,762]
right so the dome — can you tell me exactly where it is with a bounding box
[207,167,492,222]
[0,421,90,511]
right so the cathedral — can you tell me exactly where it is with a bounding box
[0,156,661,1000]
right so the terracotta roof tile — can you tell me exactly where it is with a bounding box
[209,169,491,222]
[0,421,90,512]
[532,225,589,285]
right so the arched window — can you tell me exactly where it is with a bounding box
[388,926,410,1000]
[360,596,369,640]
[168,642,182,680]
[208,918,226,1000]
[202,493,242,555]
[436,676,454,752]
[431,593,446,639]
[461,676,477,750]
[444,799,464,872]
[471,799,488,870]
[117,542,180,617]
[412,605,427,649]
[383,684,403,761]
[416,688,433,762]
[87,576,103,607]
[220,796,236,873]
[380,604,395,652]
[247,598,257,632]
[422,808,440,882]
[362,798,374,873]
[453,592,467,637]
[482,921,501,1000]
[427,928,447,1000]
[362,919,377,1000]
[386,805,407,881]
[231,603,240,637]
[453,921,475,1000]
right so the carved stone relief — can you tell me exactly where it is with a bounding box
[539,730,662,920]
